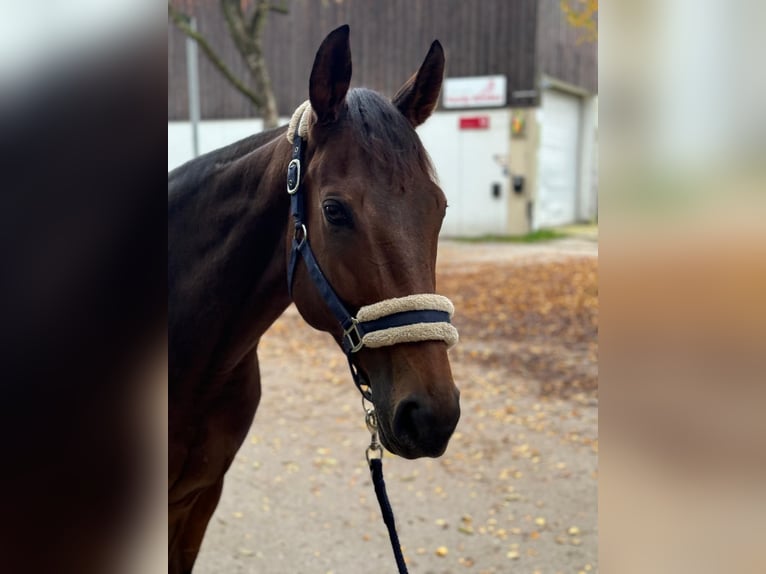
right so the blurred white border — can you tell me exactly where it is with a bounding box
[0,0,160,84]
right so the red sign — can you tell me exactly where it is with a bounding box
[459,116,490,130]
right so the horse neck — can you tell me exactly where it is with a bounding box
[168,130,293,380]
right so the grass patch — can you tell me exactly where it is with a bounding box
[455,229,567,243]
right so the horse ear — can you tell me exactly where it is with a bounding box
[309,25,352,125]
[392,40,445,127]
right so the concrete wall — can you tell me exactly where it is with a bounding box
[168,118,288,172]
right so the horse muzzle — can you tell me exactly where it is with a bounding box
[387,389,461,458]
[371,388,459,459]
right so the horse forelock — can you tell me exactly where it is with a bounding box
[343,89,437,185]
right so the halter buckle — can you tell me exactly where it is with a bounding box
[343,318,364,353]
[286,159,301,195]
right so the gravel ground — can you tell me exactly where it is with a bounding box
[194,238,598,574]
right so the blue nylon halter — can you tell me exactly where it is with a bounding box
[285,127,451,398]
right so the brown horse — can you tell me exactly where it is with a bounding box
[168,25,460,573]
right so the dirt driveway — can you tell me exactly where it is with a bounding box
[195,238,598,574]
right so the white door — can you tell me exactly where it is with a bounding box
[536,89,582,228]
[457,115,508,236]
[418,110,509,236]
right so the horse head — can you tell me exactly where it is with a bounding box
[287,25,460,459]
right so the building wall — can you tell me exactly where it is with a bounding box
[507,108,541,234]
[168,0,541,120]
[536,0,598,95]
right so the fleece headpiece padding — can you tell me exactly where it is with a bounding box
[287,100,312,143]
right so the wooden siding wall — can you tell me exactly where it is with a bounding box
[536,0,597,94]
[168,0,543,120]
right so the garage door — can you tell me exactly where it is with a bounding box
[536,89,581,228]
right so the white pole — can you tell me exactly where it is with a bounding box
[185,17,200,158]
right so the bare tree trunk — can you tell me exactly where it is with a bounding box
[168,1,287,129]
[221,0,281,128]
[168,4,264,109]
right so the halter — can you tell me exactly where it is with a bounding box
[285,102,458,401]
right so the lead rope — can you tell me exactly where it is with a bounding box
[364,399,409,574]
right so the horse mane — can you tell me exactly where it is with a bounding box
[345,88,437,183]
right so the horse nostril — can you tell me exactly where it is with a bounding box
[392,397,422,444]
[391,393,460,457]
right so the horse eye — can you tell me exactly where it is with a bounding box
[322,200,351,226]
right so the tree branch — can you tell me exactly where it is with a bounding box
[247,3,266,41]
[269,1,289,15]
[220,0,255,52]
[219,0,279,127]
[248,1,269,42]
[168,2,264,108]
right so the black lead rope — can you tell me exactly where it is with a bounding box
[370,458,409,574]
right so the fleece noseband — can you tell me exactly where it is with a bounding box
[285,102,458,399]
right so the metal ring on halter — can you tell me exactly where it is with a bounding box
[365,408,378,434]
[294,223,307,247]
[361,394,375,417]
